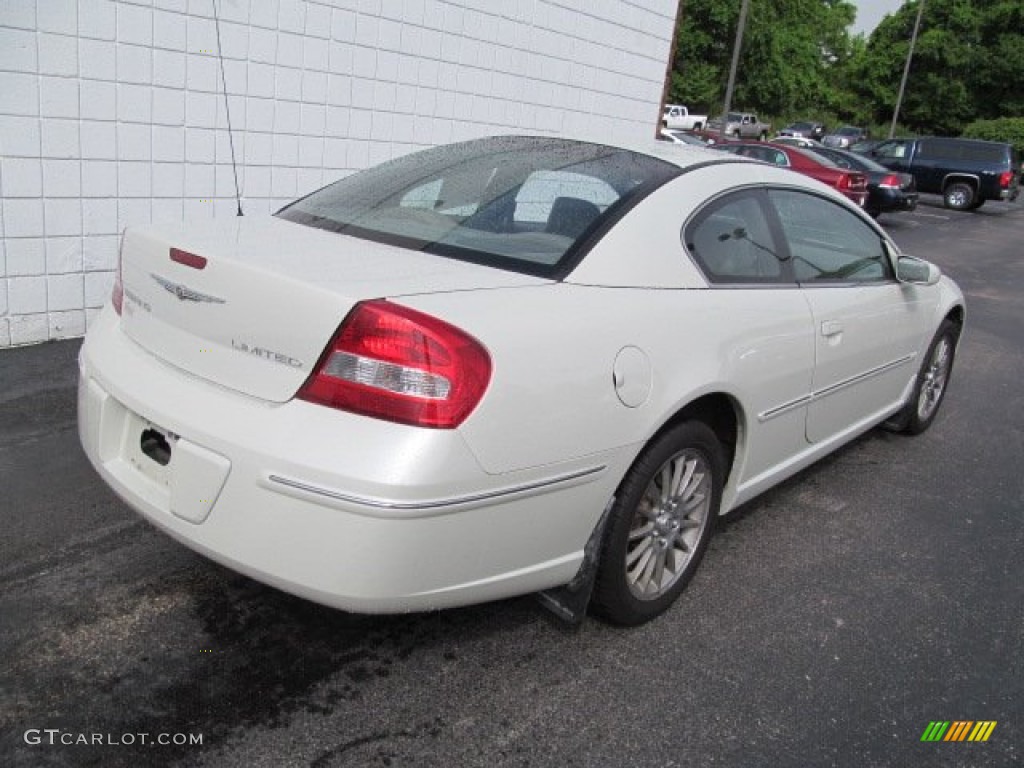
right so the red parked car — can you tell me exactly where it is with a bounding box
[714,142,869,207]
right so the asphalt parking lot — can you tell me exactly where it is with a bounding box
[1,195,1021,768]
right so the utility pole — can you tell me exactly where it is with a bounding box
[890,0,925,138]
[721,0,751,138]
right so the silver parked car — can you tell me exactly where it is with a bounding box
[823,126,870,148]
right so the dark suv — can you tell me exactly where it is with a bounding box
[861,137,1020,211]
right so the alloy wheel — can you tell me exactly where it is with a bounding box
[625,449,712,600]
[917,336,951,422]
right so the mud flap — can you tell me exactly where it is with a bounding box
[536,496,615,626]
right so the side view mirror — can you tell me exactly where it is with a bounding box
[896,255,941,286]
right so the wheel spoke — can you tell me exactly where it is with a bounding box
[628,522,655,542]
[639,548,659,591]
[634,493,659,524]
[669,456,689,499]
[626,537,652,568]
[669,546,688,571]
[659,464,673,505]
[672,530,693,554]
[649,548,666,591]
[682,490,706,512]
[628,545,656,590]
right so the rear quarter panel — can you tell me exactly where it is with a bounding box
[399,164,831,481]
[402,285,815,487]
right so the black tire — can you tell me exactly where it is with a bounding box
[693,122,703,131]
[733,130,742,139]
[591,421,724,626]
[884,320,958,435]
[968,198,986,210]
[943,181,976,211]
[759,131,768,141]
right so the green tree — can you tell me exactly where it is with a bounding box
[972,1,1024,117]
[669,0,858,118]
[848,0,1024,135]
[668,0,1024,136]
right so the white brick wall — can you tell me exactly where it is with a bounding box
[0,0,675,347]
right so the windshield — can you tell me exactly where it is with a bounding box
[277,136,678,278]
[791,147,840,167]
[836,126,862,136]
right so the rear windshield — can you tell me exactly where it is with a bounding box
[277,136,679,278]
[812,148,889,173]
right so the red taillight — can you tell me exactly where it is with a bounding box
[298,300,492,429]
[998,171,1013,189]
[836,173,867,205]
[112,237,124,315]
[878,174,901,189]
[838,173,866,190]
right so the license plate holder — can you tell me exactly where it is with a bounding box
[126,416,175,488]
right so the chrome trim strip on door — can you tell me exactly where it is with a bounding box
[758,354,916,423]
[812,354,916,401]
[758,394,813,422]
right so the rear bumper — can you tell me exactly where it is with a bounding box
[868,188,918,214]
[78,307,620,613]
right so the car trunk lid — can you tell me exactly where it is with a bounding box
[118,216,546,402]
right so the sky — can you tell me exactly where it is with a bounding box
[851,0,906,35]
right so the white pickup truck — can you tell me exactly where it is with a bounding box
[662,104,707,131]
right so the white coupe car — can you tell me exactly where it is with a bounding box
[78,135,964,626]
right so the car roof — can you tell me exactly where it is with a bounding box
[724,141,842,168]
[489,132,753,171]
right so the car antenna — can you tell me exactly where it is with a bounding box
[213,0,244,216]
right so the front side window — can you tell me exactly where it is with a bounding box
[873,140,908,160]
[277,136,678,278]
[769,189,892,284]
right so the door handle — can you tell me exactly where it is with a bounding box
[821,320,843,337]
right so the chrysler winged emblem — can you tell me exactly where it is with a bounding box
[151,273,226,304]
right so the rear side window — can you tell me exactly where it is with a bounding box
[917,139,1008,164]
[916,139,960,160]
[741,146,788,165]
[959,143,1008,163]
[684,190,784,283]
